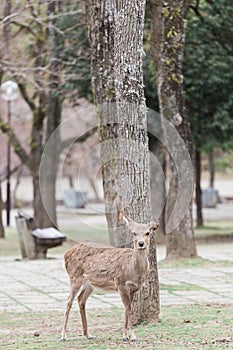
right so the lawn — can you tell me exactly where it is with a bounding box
[195,220,233,242]
[0,219,233,349]
[0,221,109,257]
[1,218,233,258]
[0,305,232,350]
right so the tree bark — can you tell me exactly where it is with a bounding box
[86,0,159,324]
[195,149,203,226]
[3,0,11,59]
[150,0,197,259]
[0,37,5,238]
[30,94,46,228]
[39,0,62,228]
[149,132,166,243]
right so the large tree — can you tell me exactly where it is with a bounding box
[86,0,160,325]
[150,0,197,258]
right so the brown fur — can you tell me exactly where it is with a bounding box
[61,216,159,341]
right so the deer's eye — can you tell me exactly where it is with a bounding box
[145,232,150,236]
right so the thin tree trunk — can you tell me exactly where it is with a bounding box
[87,0,159,325]
[33,1,62,228]
[0,183,5,238]
[41,0,62,228]
[0,30,4,237]
[195,149,203,226]
[30,96,46,227]
[40,95,61,228]
[32,173,44,228]
[3,0,11,59]
[208,149,215,188]
[150,0,197,259]
[12,164,23,208]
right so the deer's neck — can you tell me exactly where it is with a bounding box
[133,248,148,272]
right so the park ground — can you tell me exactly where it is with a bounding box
[0,202,233,349]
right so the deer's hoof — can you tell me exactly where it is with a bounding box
[132,338,139,343]
[86,335,94,340]
[123,337,129,342]
[60,337,66,342]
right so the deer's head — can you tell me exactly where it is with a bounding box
[123,214,159,250]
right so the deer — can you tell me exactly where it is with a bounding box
[61,214,159,342]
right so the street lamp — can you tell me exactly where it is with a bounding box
[0,80,19,226]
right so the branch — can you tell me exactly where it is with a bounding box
[10,20,36,36]
[0,119,30,169]
[0,163,23,182]
[17,82,36,112]
[60,126,97,150]
[190,5,204,21]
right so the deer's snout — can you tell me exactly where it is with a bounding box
[138,241,145,248]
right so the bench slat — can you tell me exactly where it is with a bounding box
[31,227,66,240]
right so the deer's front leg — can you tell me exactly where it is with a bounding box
[118,286,137,341]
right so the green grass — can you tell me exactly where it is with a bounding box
[62,224,109,244]
[0,224,109,257]
[158,257,233,269]
[194,220,233,240]
[0,305,232,349]
[160,283,204,293]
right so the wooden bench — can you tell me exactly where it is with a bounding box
[15,211,66,259]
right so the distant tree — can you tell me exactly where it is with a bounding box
[150,0,197,258]
[0,1,93,227]
[0,0,11,237]
[183,0,233,225]
[56,2,92,103]
[0,1,62,227]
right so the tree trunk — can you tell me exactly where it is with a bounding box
[12,164,23,208]
[148,131,166,243]
[3,0,11,59]
[0,183,5,238]
[30,96,46,228]
[150,0,197,259]
[195,149,203,226]
[0,34,4,238]
[32,172,44,228]
[40,94,61,228]
[208,149,215,188]
[87,0,159,324]
[39,0,62,228]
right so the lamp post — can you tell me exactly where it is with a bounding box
[0,80,19,226]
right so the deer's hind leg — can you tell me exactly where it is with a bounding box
[78,278,94,339]
[61,280,82,341]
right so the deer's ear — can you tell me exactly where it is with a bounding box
[123,214,136,225]
[150,220,160,230]
[122,215,129,225]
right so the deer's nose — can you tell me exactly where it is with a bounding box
[138,241,144,247]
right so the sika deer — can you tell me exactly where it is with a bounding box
[61,215,159,341]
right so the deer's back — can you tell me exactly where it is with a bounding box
[64,243,134,290]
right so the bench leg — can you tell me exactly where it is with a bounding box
[35,246,47,259]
